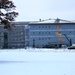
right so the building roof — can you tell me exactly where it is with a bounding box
[29,22,75,25]
[0,21,30,25]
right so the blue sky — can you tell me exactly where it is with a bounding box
[12,0,75,21]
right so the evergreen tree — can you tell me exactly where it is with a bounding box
[0,0,18,29]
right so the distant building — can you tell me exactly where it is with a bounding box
[0,21,75,49]
[29,22,75,48]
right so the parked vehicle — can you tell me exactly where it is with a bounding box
[68,44,75,49]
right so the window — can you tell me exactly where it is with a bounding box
[20,32,23,35]
[33,32,35,34]
[0,32,3,35]
[42,38,44,40]
[39,32,41,34]
[33,26,35,28]
[45,26,47,28]
[39,38,41,40]
[39,26,41,28]
[56,26,62,30]
[56,32,62,36]
[45,32,47,34]
[49,26,50,28]
[48,37,50,40]
[42,32,44,34]
[58,38,65,42]
[4,26,8,29]
[0,38,3,41]
[49,32,50,34]
[42,26,44,28]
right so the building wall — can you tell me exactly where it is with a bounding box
[29,23,75,48]
[7,25,25,48]
[0,22,75,48]
[0,22,29,49]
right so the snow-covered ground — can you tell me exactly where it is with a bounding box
[0,48,75,75]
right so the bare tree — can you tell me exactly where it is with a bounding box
[0,0,18,29]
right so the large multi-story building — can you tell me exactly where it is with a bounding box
[0,21,75,49]
[29,22,75,48]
